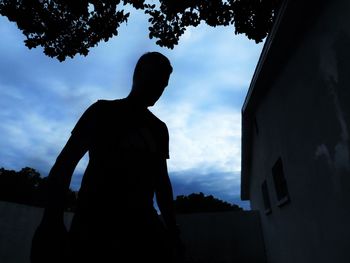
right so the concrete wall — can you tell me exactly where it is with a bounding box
[0,201,265,263]
[177,211,266,263]
[0,201,73,263]
[248,1,350,262]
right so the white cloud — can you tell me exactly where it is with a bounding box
[0,11,263,206]
[153,103,242,174]
[0,109,71,172]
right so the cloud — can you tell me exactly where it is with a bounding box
[152,101,242,173]
[0,12,263,208]
[0,102,71,172]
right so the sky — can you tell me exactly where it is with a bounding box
[0,9,264,210]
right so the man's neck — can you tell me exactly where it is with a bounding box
[125,94,148,109]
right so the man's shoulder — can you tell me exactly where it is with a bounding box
[95,98,124,107]
[90,99,125,112]
[78,99,125,124]
[147,109,167,128]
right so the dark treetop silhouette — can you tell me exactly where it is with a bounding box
[0,0,281,61]
[31,52,182,263]
[174,192,243,214]
[0,167,76,210]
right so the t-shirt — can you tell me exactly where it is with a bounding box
[70,99,169,222]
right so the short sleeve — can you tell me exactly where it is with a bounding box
[161,123,170,159]
[71,101,99,146]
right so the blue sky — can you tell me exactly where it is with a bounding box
[0,9,263,210]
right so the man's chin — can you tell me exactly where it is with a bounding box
[147,101,156,107]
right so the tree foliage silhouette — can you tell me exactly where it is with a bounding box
[0,167,76,211]
[174,192,242,214]
[0,0,281,61]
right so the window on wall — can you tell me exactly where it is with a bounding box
[262,180,272,215]
[272,157,290,207]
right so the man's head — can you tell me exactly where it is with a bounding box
[130,52,173,107]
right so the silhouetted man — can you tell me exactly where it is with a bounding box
[31,52,180,263]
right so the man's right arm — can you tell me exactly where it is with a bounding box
[42,102,98,223]
[42,133,88,223]
[31,103,98,262]
[31,124,90,263]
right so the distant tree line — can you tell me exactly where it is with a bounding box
[0,167,76,211]
[0,167,242,214]
[174,192,243,214]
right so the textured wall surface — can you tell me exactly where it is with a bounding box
[246,0,350,262]
[0,201,265,263]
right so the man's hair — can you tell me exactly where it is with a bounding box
[133,52,173,81]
